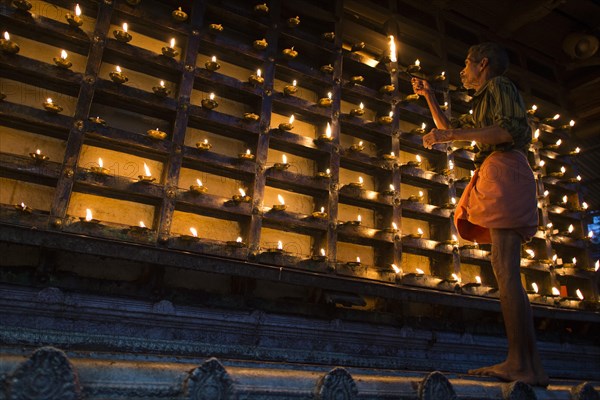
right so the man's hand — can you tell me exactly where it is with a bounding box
[411,77,433,96]
[422,129,453,149]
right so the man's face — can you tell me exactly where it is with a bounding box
[460,55,484,90]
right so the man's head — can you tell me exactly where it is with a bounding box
[460,42,509,90]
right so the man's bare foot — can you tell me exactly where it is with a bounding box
[468,361,549,387]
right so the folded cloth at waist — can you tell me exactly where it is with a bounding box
[454,149,538,244]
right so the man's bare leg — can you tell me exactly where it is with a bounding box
[468,228,549,387]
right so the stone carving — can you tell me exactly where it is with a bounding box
[502,380,537,400]
[185,358,233,400]
[418,371,457,400]
[7,346,80,400]
[315,367,358,400]
[571,382,600,400]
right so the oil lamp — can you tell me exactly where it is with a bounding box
[80,208,100,223]
[525,249,536,259]
[239,149,255,160]
[29,149,49,161]
[312,206,327,219]
[138,162,155,182]
[227,236,246,248]
[379,84,395,94]
[13,0,32,11]
[407,190,424,203]
[351,41,365,52]
[322,32,335,41]
[411,122,427,135]
[152,80,170,97]
[346,213,361,226]
[279,115,294,131]
[350,75,364,84]
[172,7,188,22]
[542,113,560,125]
[378,111,393,125]
[271,240,284,253]
[440,101,449,111]
[316,122,333,143]
[254,3,268,14]
[248,68,264,86]
[350,141,364,152]
[561,119,575,130]
[318,92,333,107]
[182,227,199,240]
[0,32,20,54]
[205,56,220,71]
[161,38,178,58]
[43,98,63,113]
[433,71,446,81]
[350,102,365,117]
[311,248,327,262]
[109,66,128,84]
[113,22,132,43]
[253,38,268,50]
[243,112,260,121]
[90,158,110,175]
[147,128,167,140]
[190,178,208,194]
[53,50,72,69]
[388,35,397,63]
[282,46,298,60]
[208,23,223,34]
[273,154,290,170]
[407,59,421,74]
[407,154,422,168]
[404,93,419,102]
[287,16,300,28]
[381,151,396,160]
[89,116,106,126]
[385,222,399,233]
[383,184,396,196]
[284,80,297,95]
[129,221,151,234]
[201,93,218,109]
[272,194,286,211]
[65,4,83,28]
[320,64,334,74]
[349,176,363,188]
[14,202,32,213]
[407,227,424,239]
[196,139,212,151]
[316,168,331,179]
[346,257,361,267]
[232,188,251,203]
[527,104,537,115]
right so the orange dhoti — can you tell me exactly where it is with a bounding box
[454,150,538,244]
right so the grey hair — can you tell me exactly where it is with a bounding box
[468,42,509,76]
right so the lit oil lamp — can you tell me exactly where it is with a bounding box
[273,154,290,170]
[311,248,327,262]
[205,56,220,71]
[560,119,575,130]
[109,66,128,84]
[350,140,364,152]
[381,151,396,160]
[316,168,331,179]
[284,80,297,95]
[232,188,251,203]
[349,176,364,188]
[65,4,83,28]
[1,32,20,54]
[14,202,32,213]
[407,190,424,203]
[404,93,420,102]
[350,102,365,117]
[254,3,268,14]
[147,128,167,140]
[172,7,188,22]
[379,84,395,94]
[316,122,333,143]
[440,101,449,111]
[318,92,333,107]
[182,227,199,241]
[527,104,537,115]
[345,213,362,226]
[243,112,260,121]
[407,59,421,74]
[227,236,246,248]
[346,256,361,267]
[542,113,560,125]
[138,162,156,183]
[113,22,132,43]
[282,46,298,60]
[269,240,284,254]
[253,38,268,50]
[161,38,178,58]
[152,80,171,97]
[190,178,208,194]
[411,122,427,135]
[378,111,393,125]
[287,16,300,28]
[388,35,397,63]
[322,32,335,42]
[570,147,581,155]
[320,64,334,74]
[383,183,396,196]
[441,273,460,285]
[595,260,599,272]
[406,227,424,239]
[29,148,49,161]
[129,220,150,234]
[351,41,365,52]
[385,222,399,233]
[90,158,110,175]
[391,264,401,275]
[272,194,286,211]
[549,164,566,178]
[440,196,457,209]
[586,230,594,241]
[53,49,72,69]
[350,75,364,85]
[525,249,536,259]
[196,138,212,151]
[462,275,482,288]
[43,98,63,113]
[248,68,264,86]
[433,71,446,82]
[80,208,100,224]
[208,23,223,34]
[238,149,255,160]
[312,206,327,219]
[279,114,294,131]
[13,0,32,11]
[201,93,218,109]
[407,154,422,168]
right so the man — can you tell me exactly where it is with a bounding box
[411,42,549,387]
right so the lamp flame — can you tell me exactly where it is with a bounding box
[139,221,146,228]
[209,92,215,100]
[553,114,560,120]
[552,287,560,296]
[390,184,395,191]
[257,68,262,77]
[211,56,216,62]
[320,206,325,213]
[562,195,568,204]
[525,249,535,258]
[556,139,562,146]
[421,122,426,130]
[277,194,285,205]
[282,154,287,164]
[416,268,424,275]
[532,282,539,294]
[359,102,364,110]
[582,202,588,210]
[416,154,422,163]
[60,50,68,59]
[160,80,165,87]
[531,104,537,111]
[236,236,243,243]
[327,92,332,99]
[85,208,92,221]
[572,257,577,265]
[277,240,283,250]
[238,188,246,197]
[356,256,361,263]
[414,59,420,67]
[475,276,482,284]
[560,165,566,174]
[170,38,175,48]
[122,22,128,32]
[189,227,197,237]
[576,289,584,300]
[452,273,460,282]
[3,32,9,41]
[143,162,151,177]
[98,157,104,168]
[292,79,297,87]
[391,264,400,274]
[75,4,81,16]
[389,35,397,62]
[358,176,363,184]
[196,178,203,187]
[357,214,362,222]
[595,260,599,271]
[534,129,540,139]
[568,224,574,233]
[389,110,394,117]
[289,114,294,124]
[46,98,53,104]
[116,65,122,73]
[418,190,424,198]
[320,248,326,256]
[417,227,424,236]
[392,222,398,230]
[570,120,575,127]
[326,122,331,137]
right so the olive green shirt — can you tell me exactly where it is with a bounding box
[452,76,531,167]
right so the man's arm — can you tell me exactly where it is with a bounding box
[411,78,450,129]
[422,125,513,149]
